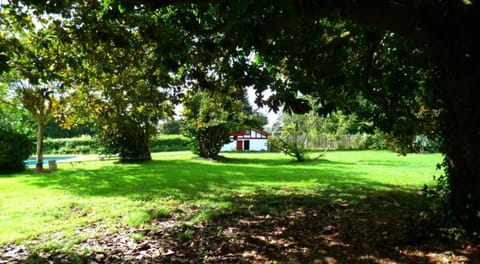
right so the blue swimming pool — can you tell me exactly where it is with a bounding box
[25,156,78,166]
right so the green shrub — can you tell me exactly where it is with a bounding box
[359,132,388,150]
[42,135,190,155]
[0,127,33,174]
[43,136,98,155]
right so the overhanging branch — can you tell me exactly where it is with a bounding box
[122,0,427,42]
[124,0,217,9]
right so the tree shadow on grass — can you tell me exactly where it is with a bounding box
[7,189,479,263]
[217,156,355,166]
[8,155,478,262]
[20,158,366,201]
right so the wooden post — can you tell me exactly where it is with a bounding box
[48,160,57,171]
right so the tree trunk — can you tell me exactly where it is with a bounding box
[119,130,152,163]
[36,120,45,173]
[443,58,480,233]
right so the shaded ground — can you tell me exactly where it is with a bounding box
[1,192,479,263]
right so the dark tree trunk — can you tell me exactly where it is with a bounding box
[119,131,152,163]
[443,63,480,233]
[197,127,228,159]
[427,6,480,232]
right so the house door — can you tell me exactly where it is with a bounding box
[236,140,243,151]
[244,140,250,151]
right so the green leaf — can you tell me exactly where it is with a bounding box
[118,3,126,14]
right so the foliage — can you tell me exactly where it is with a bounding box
[183,90,267,158]
[53,2,177,163]
[270,98,364,161]
[358,130,388,150]
[0,82,37,137]
[95,119,153,163]
[45,120,96,139]
[420,160,479,242]
[159,119,183,135]
[269,121,310,162]
[41,135,190,155]
[4,0,480,232]
[0,126,33,174]
[43,136,98,155]
[182,92,237,159]
[1,11,70,171]
[149,135,190,152]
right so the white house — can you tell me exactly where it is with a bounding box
[221,128,270,152]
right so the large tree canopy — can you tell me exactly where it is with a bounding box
[2,0,480,233]
[121,0,480,234]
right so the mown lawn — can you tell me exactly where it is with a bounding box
[0,150,442,247]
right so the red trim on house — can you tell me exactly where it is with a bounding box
[230,128,269,139]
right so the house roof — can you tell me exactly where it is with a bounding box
[230,128,270,137]
[251,128,270,136]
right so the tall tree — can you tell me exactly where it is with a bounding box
[10,0,480,232]
[1,11,68,171]
[118,0,480,233]
[16,82,56,171]
[53,1,178,163]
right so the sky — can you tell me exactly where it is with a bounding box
[246,86,279,129]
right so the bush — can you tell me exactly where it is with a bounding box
[359,132,389,150]
[0,127,33,174]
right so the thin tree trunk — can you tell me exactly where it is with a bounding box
[36,120,45,173]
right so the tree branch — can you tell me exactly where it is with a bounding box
[122,0,428,42]
[360,31,389,108]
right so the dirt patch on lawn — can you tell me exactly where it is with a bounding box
[1,195,479,263]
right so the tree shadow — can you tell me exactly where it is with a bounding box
[7,154,477,263]
[21,157,365,201]
[218,156,355,166]
[7,189,479,263]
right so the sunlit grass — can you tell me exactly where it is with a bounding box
[0,150,442,245]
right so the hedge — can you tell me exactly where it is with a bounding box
[43,136,99,154]
[150,135,190,152]
[42,135,190,155]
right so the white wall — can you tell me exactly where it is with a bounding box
[221,141,237,152]
[249,139,268,151]
[220,139,269,152]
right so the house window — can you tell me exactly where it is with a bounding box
[245,129,250,135]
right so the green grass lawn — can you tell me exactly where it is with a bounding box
[0,150,442,248]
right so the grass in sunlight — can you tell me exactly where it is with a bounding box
[0,150,442,245]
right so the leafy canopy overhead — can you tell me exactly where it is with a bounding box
[3,0,480,232]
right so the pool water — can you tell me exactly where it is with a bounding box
[25,156,78,166]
